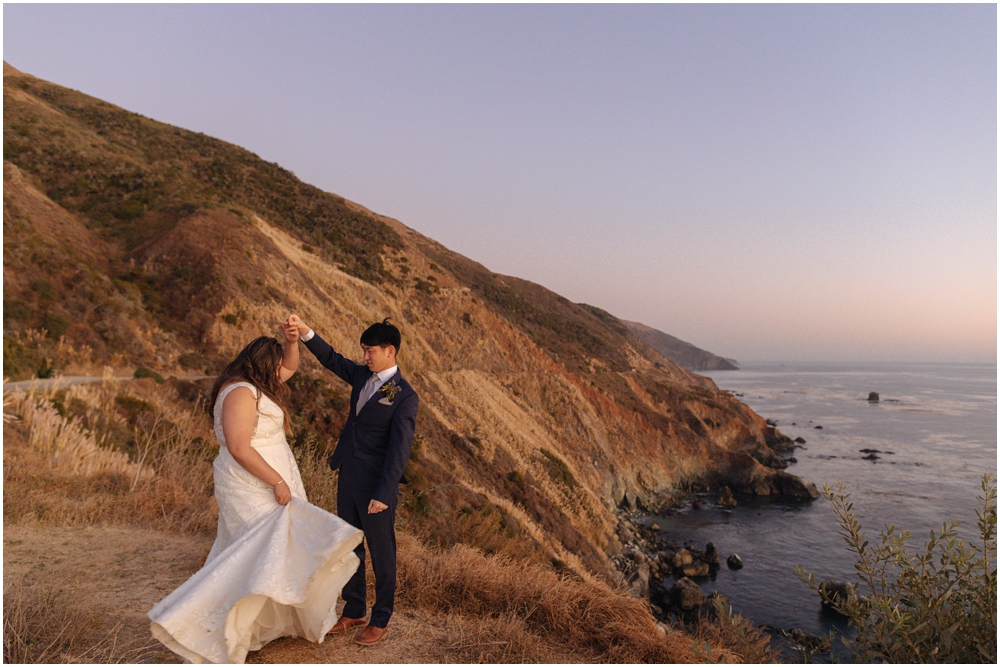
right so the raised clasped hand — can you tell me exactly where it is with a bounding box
[280,319,299,343]
[286,313,310,336]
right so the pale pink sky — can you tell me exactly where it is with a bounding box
[4,4,996,362]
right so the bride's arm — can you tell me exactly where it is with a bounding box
[222,387,292,505]
[278,321,299,382]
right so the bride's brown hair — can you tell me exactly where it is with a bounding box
[210,336,292,434]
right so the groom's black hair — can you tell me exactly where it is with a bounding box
[361,318,401,351]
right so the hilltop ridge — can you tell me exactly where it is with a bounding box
[3,62,815,587]
[624,320,739,371]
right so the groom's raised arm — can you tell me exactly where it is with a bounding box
[302,332,368,386]
[288,315,367,386]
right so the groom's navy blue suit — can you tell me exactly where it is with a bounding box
[303,333,418,628]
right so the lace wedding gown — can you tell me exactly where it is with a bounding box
[148,382,363,663]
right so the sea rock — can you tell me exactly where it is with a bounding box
[626,563,650,599]
[794,436,806,444]
[717,486,737,508]
[765,426,796,452]
[868,392,880,402]
[771,471,820,498]
[672,549,694,568]
[671,577,705,610]
[691,499,703,510]
[819,580,857,612]
[681,561,710,577]
[702,542,720,567]
[814,425,823,429]
[727,553,744,569]
[862,453,879,461]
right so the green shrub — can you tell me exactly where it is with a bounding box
[798,474,997,663]
[133,368,165,384]
[176,353,205,370]
[539,448,578,490]
[41,313,70,339]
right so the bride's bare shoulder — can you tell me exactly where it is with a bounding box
[218,382,256,403]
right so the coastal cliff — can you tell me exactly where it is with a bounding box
[624,320,739,371]
[3,62,816,582]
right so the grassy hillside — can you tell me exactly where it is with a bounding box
[3,62,809,654]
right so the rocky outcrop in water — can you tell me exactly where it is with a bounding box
[717,486,737,507]
[819,580,858,613]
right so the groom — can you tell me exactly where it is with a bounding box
[286,314,419,646]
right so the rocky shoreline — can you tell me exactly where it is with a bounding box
[607,436,840,656]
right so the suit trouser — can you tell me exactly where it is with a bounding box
[337,455,398,628]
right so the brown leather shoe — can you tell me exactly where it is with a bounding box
[354,624,388,646]
[329,616,367,634]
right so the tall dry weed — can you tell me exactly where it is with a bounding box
[4,379,218,534]
[396,533,699,663]
[7,390,148,479]
[3,574,167,663]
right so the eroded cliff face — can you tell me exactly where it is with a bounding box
[3,64,815,581]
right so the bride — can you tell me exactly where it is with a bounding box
[148,325,363,663]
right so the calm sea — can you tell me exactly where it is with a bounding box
[652,361,997,659]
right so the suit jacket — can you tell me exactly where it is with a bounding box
[304,333,419,504]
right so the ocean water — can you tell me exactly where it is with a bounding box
[651,361,997,659]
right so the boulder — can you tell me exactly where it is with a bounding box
[624,491,637,511]
[680,562,710,577]
[672,549,694,568]
[671,577,705,610]
[772,471,820,499]
[702,542,720,567]
[764,426,796,452]
[819,580,857,612]
[727,553,744,569]
[627,563,650,599]
[868,392,880,402]
[717,486,737,508]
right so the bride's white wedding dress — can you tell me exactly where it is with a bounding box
[148,382,363,663]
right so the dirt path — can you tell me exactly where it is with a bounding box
[2,524,545,664]
[3,375,211,391]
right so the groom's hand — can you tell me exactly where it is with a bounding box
[368,499,388,514]
[287,314,310,336]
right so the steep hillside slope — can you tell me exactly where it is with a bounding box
[3,63,813,582]
[624,320,739,371]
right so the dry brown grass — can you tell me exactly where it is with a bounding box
[396,533,704,663]
[688,597,781,663]
[3,573,166,663]
[3,379,217,534]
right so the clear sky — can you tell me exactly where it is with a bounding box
[4,4,996,363]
